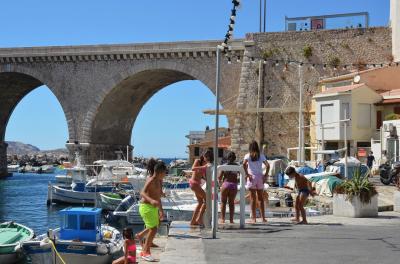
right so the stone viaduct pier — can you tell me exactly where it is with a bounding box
[0,25,397,177]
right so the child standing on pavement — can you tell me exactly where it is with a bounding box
[243,140,270,223]
[138,160,167,262]
[218,151,239,224]
[285,166,314,224]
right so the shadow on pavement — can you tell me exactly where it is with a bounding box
[168,234,202,239]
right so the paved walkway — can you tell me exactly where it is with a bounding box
[137,236,167,263]
[160,212,400,264]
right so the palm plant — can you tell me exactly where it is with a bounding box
[334,168,377,204]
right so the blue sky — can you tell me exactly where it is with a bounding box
[2,0,390,157]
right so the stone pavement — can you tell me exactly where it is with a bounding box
[136,236,167,263]
[160,212,400,264]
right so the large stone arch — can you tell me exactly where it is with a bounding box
[82,60,234,161]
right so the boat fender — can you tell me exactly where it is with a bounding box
[97,243,109,255]
[40,238,50,248]
[14,243,22,252]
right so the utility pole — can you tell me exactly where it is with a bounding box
[212,46,222,239]
[259,0,262,32]
[263,0,266,32]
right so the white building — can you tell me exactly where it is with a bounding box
[185,131,205,145]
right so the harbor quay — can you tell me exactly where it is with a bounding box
[158,212,400,264]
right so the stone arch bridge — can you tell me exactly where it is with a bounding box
[0,26,395,177]
[0,40,246,176]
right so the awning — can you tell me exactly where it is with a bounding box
[313,148,346,155]
[375,98,400,105]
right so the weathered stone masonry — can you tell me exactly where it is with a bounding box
[232,27,392,158]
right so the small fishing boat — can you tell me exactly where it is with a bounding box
[93,160,147,190]
[99,189,139,211]
[6,165,20,173]
[106,189,194,225]
[47,183,99,205]
[47,160,115,205]
[106,195,143,225]
[21,207,123,264]
[41,165,56,174]
[100,192,124,211]
[0,221,34,264]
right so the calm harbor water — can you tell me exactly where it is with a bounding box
[0,159,180,235]
[0,172,68,235]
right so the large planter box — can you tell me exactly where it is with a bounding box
[395,191,400,213]
[333,194,378,218]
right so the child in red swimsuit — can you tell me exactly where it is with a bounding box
[112,227,136,264]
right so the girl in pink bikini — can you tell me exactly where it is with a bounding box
[218,151,239,224]
[189,150,213,226]
[112,227,136,264]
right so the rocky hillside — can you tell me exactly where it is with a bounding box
[6,141,68,156]
[6,141,40,155]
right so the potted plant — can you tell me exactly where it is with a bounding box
[333,169,378,217]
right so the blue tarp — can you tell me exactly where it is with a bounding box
[296,166,318,175]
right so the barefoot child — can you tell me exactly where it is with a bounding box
[138,160,167,262]
[243,140,270,223]
[112,228,136,264]
[285,166,314,224]
[189,150,213,226]
[218,151,239,224]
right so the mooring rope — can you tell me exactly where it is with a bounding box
[48,239,67,264]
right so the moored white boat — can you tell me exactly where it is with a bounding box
[41,165,55,174]
[93,160,147,190]
[6,165,19,173]
[47,183,98,205]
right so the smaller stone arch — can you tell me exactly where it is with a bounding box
[0,67,73,177]
[0,66,74,141]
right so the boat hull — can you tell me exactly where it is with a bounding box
[47,184,96,205]
[56,252,112,264]
[23,225,123,264]
[21,240,52,264]
[99,193,122,211]
[23,241,115,264]
[0,252,23,264]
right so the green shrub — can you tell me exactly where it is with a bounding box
[262,49,274,59]
[328,57,341,68]
[385,113,400,121]
[302,45,313,59]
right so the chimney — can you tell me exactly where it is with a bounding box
[391,0,400,62]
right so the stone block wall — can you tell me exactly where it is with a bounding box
[232,27,392,159]
[0,142,8,178]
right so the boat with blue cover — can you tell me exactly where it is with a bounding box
[21,207,123,264]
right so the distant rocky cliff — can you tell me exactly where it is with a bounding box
[6,141,67,156]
